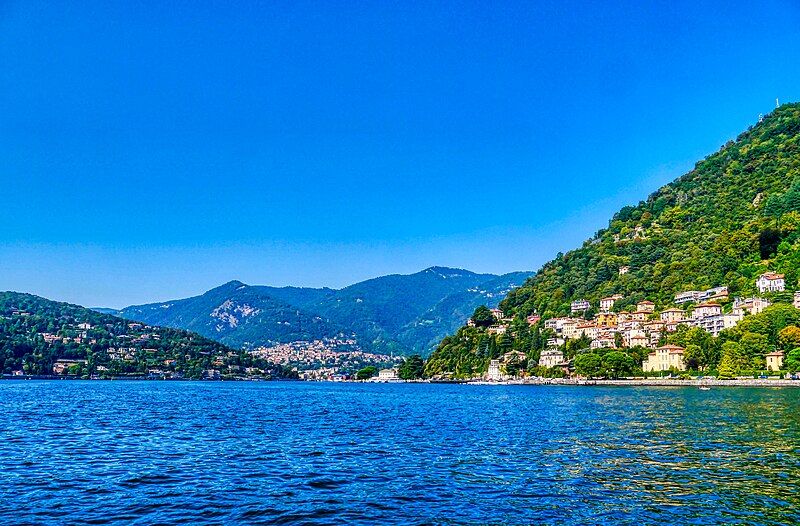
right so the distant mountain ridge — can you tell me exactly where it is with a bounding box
[117,267,532,355]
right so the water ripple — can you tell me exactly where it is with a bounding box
[0,381,799,524]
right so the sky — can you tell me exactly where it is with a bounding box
[1,0,800,308]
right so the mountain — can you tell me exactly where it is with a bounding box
[392,271,531,354]
[119,280,350,350]
[500,102,800,317]
[0,291,287,379]
[119,267,532,356]
[426,102,800,377]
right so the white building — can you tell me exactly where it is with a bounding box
[487,359,504,380]
[636,300,656,313]
[795,291,800,310]
[377,368,400,381]
[732,297,771,316]
[538,349,565,369]
[692,302,722,319]
[756,272,785,293]
[590,336,615,349]
[599,294,624,312]
[674,290,702,304]
[571,299,591,313]
[691,312,743,337]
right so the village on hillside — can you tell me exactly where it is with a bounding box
[468,271,799,381]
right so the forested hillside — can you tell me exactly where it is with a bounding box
[504,103,800,318]
[0,292,287,379]
[426,103,800,378]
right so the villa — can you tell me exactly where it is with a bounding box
[756,272,785,293]
[642,345,686,372]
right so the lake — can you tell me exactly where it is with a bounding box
[1,381,799,525]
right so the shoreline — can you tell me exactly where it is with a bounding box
[461,378,800,387]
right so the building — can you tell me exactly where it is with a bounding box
[527,314,541,325]
[756,272,785,293]
[544,317,572,335]
[52,359,88,375]
[674,286,728,305]
[378,368,400,381]
[590,336,615,349]
[561,319,585,339]
[795,291,800,310]
[692,302,722,319]
[691,312,743,337]
[490,308,504,320]
[636,300,656,313]
[626,332,650,348]
[674,290,702,304]
[660,308,685,323]
[502,350,528,363]
[732,297,771,316]
[487,360,503,380]
[618,266,630,275]
[571,299,591,313]
[576,323,600,340]
[765,351,785,371]
[596,312,618,327]
[599,294,624,312]
[642,345,686,372]
[538,349,564,369]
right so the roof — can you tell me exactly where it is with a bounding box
[637,300,655,305]
[656,345,685,353]
[695,302,721,308]
[760,272,785,279]
[661,308,684,313]
[765,351,785,357]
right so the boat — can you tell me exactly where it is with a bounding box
[699,385,711,391]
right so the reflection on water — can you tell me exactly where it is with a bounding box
[0,381,798,525]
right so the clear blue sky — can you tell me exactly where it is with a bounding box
[1,0,799,308]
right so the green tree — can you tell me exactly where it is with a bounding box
[602,351,633,378]
[574,353,602,378]
[399,354,424,380]
[786,348,800,374]
[356,366,377,380]
[471,305,496,328]
[683,344,703,371]
[777,326,800,350]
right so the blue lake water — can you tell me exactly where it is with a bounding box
[1,381,799,525]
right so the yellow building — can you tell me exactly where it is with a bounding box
[596,312,618,327]
[765,351,785,371]
[642,345,686,372]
